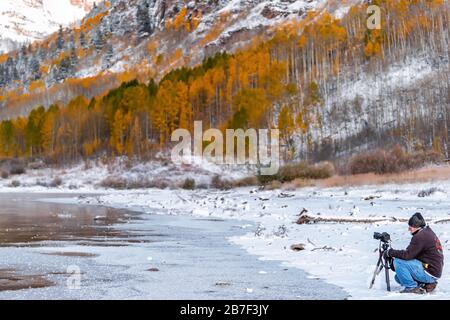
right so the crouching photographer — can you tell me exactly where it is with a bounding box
[385,213,444,294]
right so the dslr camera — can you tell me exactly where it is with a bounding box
[373,232,391,243]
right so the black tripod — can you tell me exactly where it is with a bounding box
[369,241,393,291]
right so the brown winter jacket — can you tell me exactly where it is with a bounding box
[390,226,444,279]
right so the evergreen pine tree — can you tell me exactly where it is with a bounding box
[29,56,41,81]
[56,25,65,51]
[8,58,19,81]
[92,28,105,52]
[0,65,5,87]
[69,32,76,50]
[103,44,114,69]
[56,57,71,82]
[70,47,78,69]
[79,31,88,49]
[37,47,46,61]
[20,45,28,57]
[19,45,29,71]
[4,57,13,83]
[136,0,153,38]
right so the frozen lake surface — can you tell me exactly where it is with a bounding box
[0,193,347,300]
[71,183,450,299]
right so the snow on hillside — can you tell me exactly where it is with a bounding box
[321,55,440,140]
[181,0,357,60]
[0,0,95,53]
[71,179,450,299]
[337,57,435,104]
[212,0,323,35]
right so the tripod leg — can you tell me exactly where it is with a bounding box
[385,266,391,292]
[369,258,383,289]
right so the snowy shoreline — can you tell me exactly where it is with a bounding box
[6,176,448,300]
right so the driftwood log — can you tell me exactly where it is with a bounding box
[434,218,450,224]
[296,214,450,225]
[296,214,407,225]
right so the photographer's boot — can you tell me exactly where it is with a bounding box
[400,287,426,294]
[423,282,437,293]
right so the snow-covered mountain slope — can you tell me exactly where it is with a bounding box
[0,0,353,107]
[0,0,95,53]
[0,0,447,164]
[198,0,352,49]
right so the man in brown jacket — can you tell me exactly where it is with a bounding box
[386,213,444,294]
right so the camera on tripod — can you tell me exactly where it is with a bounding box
[370,232,393,292]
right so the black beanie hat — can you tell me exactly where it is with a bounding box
[409,212,426,228]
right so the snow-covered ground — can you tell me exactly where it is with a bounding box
[67,180,450,300]
[0,157,254,191]
[1,158,449,299]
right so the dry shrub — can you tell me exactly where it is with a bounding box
[145,179,169,190]
[100,176,128,189]
[233,176,258,188]
[4,159,27,175]
[182,178,196,190]
[349,146,443,175]
[308,165,450,189]
[126,178,169,189]
[36,180,49,187]
[264,180,283,190]
[10,165,26,175]
[123,158,134,170]
[211,175,233,190]
[126,179,150,189]
[84,160,93,170]
[284,179,315,190]
[100,176,169,190]
[9,180,21,188]
[28,161,46,170]
[259,162,335,185]
[50,177,63,188]
[1,171,9,179]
